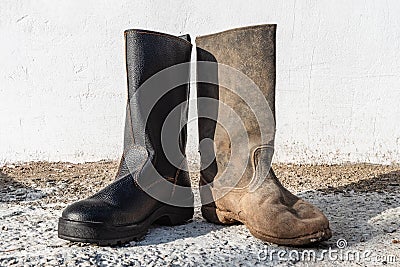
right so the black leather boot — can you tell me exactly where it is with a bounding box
[58,30,194,245]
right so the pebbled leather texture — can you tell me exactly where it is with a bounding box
[196,24,332,246]
[61,29,193,229]
[117,29,193,180]
[62,174,161,225]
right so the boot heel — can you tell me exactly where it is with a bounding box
[201,205,237,224]
[155,206,194,226]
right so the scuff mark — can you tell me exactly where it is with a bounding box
[181,9,191,33]
[309,47,315,84]
[291,0,297,40]
[75,66,85,74]
[307,46,316,147]
[16,15,28,23]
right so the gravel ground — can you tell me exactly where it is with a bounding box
[1,161,399,266]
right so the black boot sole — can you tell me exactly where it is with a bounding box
[58,205,193,246]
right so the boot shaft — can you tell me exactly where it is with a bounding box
[196,25,276,187]
[117,30,192,179]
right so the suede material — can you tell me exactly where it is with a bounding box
[196,24,332,246]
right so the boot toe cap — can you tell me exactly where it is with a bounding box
[243,198,332,245]
[61,198,115,224]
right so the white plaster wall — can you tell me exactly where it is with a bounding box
[0,0,399,165]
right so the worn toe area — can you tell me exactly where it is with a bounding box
[242,194,331,241]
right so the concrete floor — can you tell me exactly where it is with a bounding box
[1,161,399,266]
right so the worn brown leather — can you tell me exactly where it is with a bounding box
[196,24,332,246]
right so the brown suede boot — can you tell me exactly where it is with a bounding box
[196,24,332,246]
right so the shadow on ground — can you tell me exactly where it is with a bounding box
[122,170,400,247]
[318,170,400,194]
[299,170,400,249]
[2,162,399,249]
[134,218,225,246]
[0,170,44,203]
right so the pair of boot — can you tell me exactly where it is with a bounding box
[58,25,332,246]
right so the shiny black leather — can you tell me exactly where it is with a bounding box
[61,166,192,225]
[59,30,193,244]
[62,173,161,225]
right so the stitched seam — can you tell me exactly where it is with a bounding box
[132,151,149,184]
[115,152,125,176]
[170,159,186,199]
[143,178,164,189]
[229,144,272,192]
[196,24,276,40]
[124,29,192,46]
[247,224,331,240]
[127,102,136,144]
